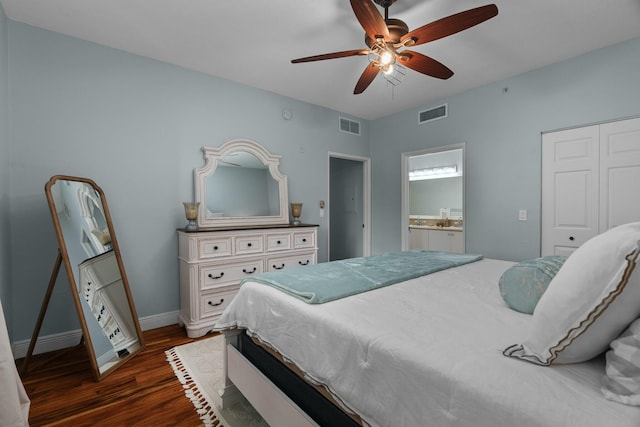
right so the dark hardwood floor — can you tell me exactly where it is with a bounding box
[16,324,215,426]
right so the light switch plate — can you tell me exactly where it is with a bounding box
[518,209,527,221]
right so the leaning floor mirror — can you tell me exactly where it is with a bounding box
[34,175,145,380]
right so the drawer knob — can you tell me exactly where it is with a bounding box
[273,263,285,270]
[247,242,252,247]
[213,245,218,250]
[208,272,224,279]
[569,236,575,241]
[298,260,310,266]
[302,238,307,242]
[242,267,257,274]
[277,240,281,245]
[208,298,224,307]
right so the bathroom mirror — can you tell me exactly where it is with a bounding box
[43,175,144,380]
[195,139,289,227]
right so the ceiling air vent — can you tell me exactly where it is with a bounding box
[419,104,448,124]
[339,116,361,136]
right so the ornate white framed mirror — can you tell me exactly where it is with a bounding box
[195,139,289,227]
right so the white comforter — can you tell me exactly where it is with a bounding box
[214,258,640,427]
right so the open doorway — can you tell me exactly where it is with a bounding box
[328,153,371,261]
[401,144,465,253]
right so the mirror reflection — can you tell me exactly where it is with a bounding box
[46,176,144,379]
[205,152,280,218]
[195,139,289,228]
[409,148,464,220]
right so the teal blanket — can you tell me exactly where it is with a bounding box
[243,250,483,304]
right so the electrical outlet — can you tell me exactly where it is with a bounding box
[518,209,527,221]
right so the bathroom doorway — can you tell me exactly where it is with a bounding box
[401,144,465,252]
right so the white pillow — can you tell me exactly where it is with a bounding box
[504,222,640,365]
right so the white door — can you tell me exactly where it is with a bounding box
[541,117,640,257]
[426,230,464,254]
[409,228,428,250]
[428,230,451,251]
[541,126,599,256]
[599,117,640,231]
[449,231,465,254]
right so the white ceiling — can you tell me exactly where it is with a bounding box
[2,0,640,120]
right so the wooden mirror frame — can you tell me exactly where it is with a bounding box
[195,139,289,228]
[41,175,145,381]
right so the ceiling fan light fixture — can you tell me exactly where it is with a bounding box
[379,49,395,66]
[383,62,406,86]
[368,42,397,71]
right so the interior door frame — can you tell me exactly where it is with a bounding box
[401,143,466,250]
[327,152,372,259]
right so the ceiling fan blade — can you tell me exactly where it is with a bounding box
[354,63,379,94]
[397,51,453,80]
[291,49,369,63]
[350,0,390,41]
[401,4,498,47]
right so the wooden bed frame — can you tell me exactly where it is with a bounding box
[219,329,362,427]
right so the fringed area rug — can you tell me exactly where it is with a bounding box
[166,335,268,427]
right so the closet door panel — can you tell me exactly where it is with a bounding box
[605,166,640,227]
[599,117,640,231]
[541,126,599,256]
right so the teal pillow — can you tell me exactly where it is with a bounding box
[499,256,567,314]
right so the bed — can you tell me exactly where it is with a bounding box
[213,224,640,427]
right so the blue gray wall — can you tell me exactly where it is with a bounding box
[0,5,12,339]
[6,21,370,342]
[370,37,640,261]
[3,7,640,345]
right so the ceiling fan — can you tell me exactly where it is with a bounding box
[291,0,498,94]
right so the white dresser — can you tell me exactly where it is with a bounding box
[178,224,318,338]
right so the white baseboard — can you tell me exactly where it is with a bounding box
[138,310,180,332]
[12,310,180,359]
[13,329,85,360]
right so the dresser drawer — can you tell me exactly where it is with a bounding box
[235,234,264,255]
[199,236,233,259]
[200,259,264,289]
[200,286,239,319]
[293,231,315,249]
[267,251,316,271]
[266,233,292,252]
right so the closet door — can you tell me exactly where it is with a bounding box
[541,126,599,256]
[599,117,640,231]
